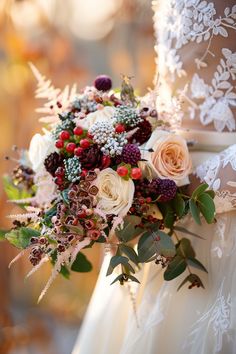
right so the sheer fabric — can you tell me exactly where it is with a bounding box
[72,1,236,353]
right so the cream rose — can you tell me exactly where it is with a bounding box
[77,106,115,130]
[28,132,56,173]
[96,168,134,217]
[143,129,192,186]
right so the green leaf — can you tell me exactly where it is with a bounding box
[189,199,201,225]
[173,194,185,217]
[0,229,8,241]
[43,205,57,227]
[164,255,187,281]
[177,273,204,291]
[173,225,205,240]
[176,238,196,259]
[156,230,176,258]
[137,232,157,262]
[126,274,140,283]
[61,189,69,204]
[115,215,143,242]
[3,175,32,203]
[5,227,40,249]
[110,274,124,285]
[158,203,175,229]
[119,244,139,265]
[192,183,209,199]
[106,255,129,276]
[187,257,208,273]
[204,190,215,199]
[71,252,93,273]
[198,193,215,224]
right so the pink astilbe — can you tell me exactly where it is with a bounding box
[25,255,50,279]
[29,62,77,126]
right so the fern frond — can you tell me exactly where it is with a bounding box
[29,62,78,126]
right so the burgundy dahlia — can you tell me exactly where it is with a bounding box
[79,144,103,169]
[94,75,112,91]
[129,119,152,145]
[121,144,141,165]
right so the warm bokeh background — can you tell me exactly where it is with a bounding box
[0,1,155,353]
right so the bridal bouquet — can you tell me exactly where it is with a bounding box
[3,66,215,302]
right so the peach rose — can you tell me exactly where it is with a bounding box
[143,130,192,186]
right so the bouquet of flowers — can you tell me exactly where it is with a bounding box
[3,66,215,302]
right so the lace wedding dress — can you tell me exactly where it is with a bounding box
[72,1,236,353]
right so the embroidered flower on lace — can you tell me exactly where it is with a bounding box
[185,49,236,131]
[183,280,232,353]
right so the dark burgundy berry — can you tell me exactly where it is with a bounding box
[94,75,112,91]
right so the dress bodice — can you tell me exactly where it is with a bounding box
[153,0,236,132]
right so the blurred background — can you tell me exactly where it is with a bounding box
[0,0,155,353]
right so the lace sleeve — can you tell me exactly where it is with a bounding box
[195,144,236,213]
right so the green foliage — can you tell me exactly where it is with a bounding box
[187,258,208,273]
[115,215,143,242]
[3,175,32,204]
[176,238,196,259]
[137,229,176,262]
[177,273,205,291]
[158,203,175,229]
[71,252,93,273]
[0,229,8,241]
[173,194,185,217]
[119,244,139,265]
[189,183,215,225]
[106,255,135,276]
[61,189,70,205]
[5,227,40,249]
[164,255,187,281]
[43,205,57,227]
[173,226,205,239]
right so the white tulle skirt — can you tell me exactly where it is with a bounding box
[72,153,236,354]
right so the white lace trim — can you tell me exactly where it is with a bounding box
[153,0,236,132]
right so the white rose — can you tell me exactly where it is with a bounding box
[28,133,56,173]
[78,106,115,130]
[142,129,192,186]
[96,168,134,217]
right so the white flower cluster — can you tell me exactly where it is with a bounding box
[64,157,81,182]
[89,120,127,157]
[113,105,142,127]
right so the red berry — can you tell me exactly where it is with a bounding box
[66,142,76,153]
[77,210,87,218]
[131,168,142,180]
[80,139,90,148]
[55,167,65,177]
[74,147,83,156]
[101,155,111,168]
[55,176,63,185]
[146,197,152,203]
[81,169,88,177]
[73,126,84,136]
[55,140,64,148]
[115,124,125,133]
[60,130,70,140]
[117,166,129,177]
[87,133,93,139]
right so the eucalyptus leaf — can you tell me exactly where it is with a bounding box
[119,244,139,265]
[189,199,201,225]
[173,225,205,240]
[110,274,124,285]
[106,255,129,276]
[164,255,187,281]
[158,204,175,229]
[137,232,157,262]
[187,257,208,273]
[156,230,176,258]
[176,238,196,259]
[177,273,204,291]
[115,215,143,242]
[127,274,140,283]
